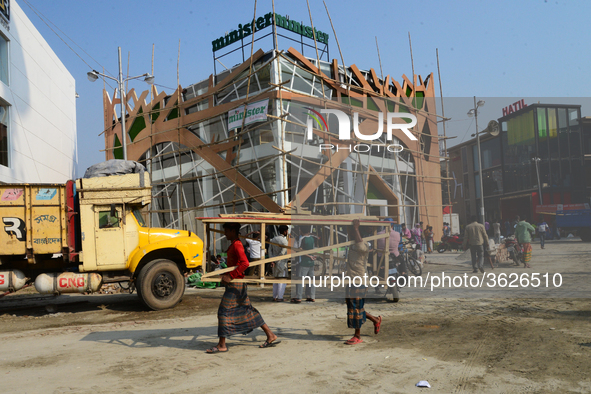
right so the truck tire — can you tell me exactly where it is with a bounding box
[579,228,591,242]
[137,259,185,310]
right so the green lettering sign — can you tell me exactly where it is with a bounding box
[212,12,329,52]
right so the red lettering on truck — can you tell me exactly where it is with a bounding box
[0,274,4,285]
[59,277,68,287]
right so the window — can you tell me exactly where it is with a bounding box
[548,108,558,159]
[0,103,7,167]
[98,211,120,228]
[474,173,481,199]
[537,108,548,158]
[0,34,7,85]
[558,108,569,158]
[478,138,501,169]
[133,209,146,227]
[482,168,503,195]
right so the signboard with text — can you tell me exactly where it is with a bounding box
[228,99,269,130]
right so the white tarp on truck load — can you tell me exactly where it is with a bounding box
[83,160,146,181]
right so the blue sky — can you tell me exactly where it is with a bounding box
[18,0,591,176]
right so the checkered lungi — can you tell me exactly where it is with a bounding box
[218,282,265,337]
[345,286,367,329]
[522,243,532,263]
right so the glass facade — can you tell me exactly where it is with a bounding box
[0,103,8,167]
[0,34,7,85]
[501,104,583,196]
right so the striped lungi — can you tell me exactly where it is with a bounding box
[522,243,532,263]
[345,286,367,329]
[218,282,265,337]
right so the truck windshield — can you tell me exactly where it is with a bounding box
[133,209,146,227]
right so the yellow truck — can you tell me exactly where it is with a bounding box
[0,170,203,310]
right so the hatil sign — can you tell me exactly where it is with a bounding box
[306,108,417,152]
[502,99,527,117]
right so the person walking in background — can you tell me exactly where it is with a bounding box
[411,223,423,250]
[294,231,318,303]
[462,215,490,273]
[443,222,451,237]
[400,223,411,239]
[537,218,549,249]
[505,220,512,237]
[515,216,535,268]
[423,225,434,253]
[493,220,501,244]
[244,230,262,276]
[419,221,427,253]
[270,225,289,302]
[377,218,401,263]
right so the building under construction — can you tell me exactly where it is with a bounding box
[100,11,444,239]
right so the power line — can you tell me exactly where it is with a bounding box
[459,117,475,144]
[20,0,117,90]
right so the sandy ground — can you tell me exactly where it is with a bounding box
[1,238,590,393]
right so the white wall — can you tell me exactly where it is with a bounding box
[0,1,76,184]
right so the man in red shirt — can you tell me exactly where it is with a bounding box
[206,222,280,353]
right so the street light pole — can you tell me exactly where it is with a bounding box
[532,157,543,205]
[474,97,485,224]
[87,49,154,162]
[468,97,487,224]
[118,47,127,160]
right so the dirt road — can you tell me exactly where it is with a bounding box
[1,238,590,393]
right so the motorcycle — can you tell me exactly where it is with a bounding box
[504,236,523,266]
[438,234,464,253]
[400,239,423,276]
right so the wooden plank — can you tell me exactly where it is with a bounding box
[201,232,388,279]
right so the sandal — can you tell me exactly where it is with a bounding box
[306,298,315,302]
[205,346,228,354]
[345,337,363,345]
[374,316,382,335]
[259,340,281,348]
[290,299,302,304]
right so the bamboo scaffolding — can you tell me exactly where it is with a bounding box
[101,30,446,228]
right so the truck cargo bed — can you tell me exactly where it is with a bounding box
[0,184,67,255]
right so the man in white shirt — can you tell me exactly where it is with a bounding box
[537,219,549,249]
[244,231,262,276]
[270,225,289,301]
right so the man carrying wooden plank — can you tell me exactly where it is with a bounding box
[206,222,280,353]
[344,219,382,345]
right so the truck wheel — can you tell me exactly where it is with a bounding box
[579,228,591,242]
[137,259,185,310]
